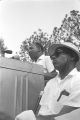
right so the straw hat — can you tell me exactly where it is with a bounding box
[48,42,80,61]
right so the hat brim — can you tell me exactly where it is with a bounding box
[48,43,80,61]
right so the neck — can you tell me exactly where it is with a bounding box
[59,62,75,79]
[37,52,43,59]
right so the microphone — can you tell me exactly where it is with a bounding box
[2,50,13,54]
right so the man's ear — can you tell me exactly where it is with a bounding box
[71,56,76,61]
[38,47,42,52]
[69,55,75,61]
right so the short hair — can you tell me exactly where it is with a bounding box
[57,47,79,63]
[34,42,44,52]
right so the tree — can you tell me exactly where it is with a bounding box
[0,39,7,57]
[52,10,80,48]
[19,10,80,62]
[19,29,52,62]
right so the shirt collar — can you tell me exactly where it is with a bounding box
[67,68,78,76]
[37,54,45,62]
[57,68,78,82]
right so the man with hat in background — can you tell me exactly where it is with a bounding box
[15,41,80,120]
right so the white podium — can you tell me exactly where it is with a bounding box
[0,57,44,119]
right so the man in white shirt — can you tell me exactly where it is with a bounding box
[37,41,80,120]
[28,42,57,84]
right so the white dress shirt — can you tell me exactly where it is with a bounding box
[36,54,54,73]
[38,68,80,115]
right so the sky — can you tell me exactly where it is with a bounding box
[0,0,80,57]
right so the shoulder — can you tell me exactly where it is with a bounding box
[45,77,57,87]
[74,70,80,79]
[71,69,80,87]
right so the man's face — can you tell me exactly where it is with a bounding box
[28,44,39,61]
[50,48,71,70]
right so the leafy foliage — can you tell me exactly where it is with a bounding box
[19,10,80,62]
[53,10,80,48]
[0,39,7,56]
